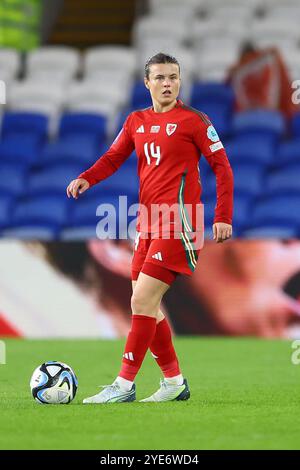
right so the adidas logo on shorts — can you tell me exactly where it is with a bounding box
[151,252,163,261]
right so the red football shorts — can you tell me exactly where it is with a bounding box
[131,232,202,285]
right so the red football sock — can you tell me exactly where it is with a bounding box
[150,318,181,378]
[119,314,157,381]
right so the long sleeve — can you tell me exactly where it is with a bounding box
[193,117,234,225]
[78,115,135,187]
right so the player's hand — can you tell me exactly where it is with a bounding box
[213,222,232,243]
[66,178,90,199]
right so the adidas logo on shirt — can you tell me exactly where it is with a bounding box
[136,125,144,133]
[123,352,134,361]
[151,252,163,261]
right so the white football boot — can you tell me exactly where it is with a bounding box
[140,378,190,402]
[83,383,136,404]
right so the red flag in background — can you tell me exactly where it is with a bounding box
[227,45,298,118]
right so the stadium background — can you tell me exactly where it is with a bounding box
[2,0,300,453]
[0,0,300,339]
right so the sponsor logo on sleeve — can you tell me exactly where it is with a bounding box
[207,125,219,142]
[209,142,224,152]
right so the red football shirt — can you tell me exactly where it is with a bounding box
[79,100,234,233]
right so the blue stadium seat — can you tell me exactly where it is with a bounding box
[70,193,138,240]
[265,165,300,196]
[122,151,138,169]
[11,195,69,229]
[2,225,59,240]
[1,112,48,142]
[191,82,234,107]
[203,198,216,227]
[59,113,107,145]
[252,196,300,227]
[276,139,300,167]
[195,102,232,138]
[41,136,106,167]
[291,112,300,138]
[232,197,254,232]
[232,164,264,198]
[60,226,99,240]
[0,133,42,165]
[131,81,152,109]
[115,107,135,135]
[27,163,84,197]
[225,135,274,166]
[203,196,250,235]
[191,83,234,137]
[203,164,264,200]
[69,194,121,227]
[242,226,298,239]
[0,195,15,228]
[0,163,27,196]
[199,157,214,177]
[201,173,216,200]
[232,110,285,142]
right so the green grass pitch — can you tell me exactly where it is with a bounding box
[0,338,299,450]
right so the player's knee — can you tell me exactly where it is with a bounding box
[131,292,158,317]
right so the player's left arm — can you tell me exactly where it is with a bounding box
[192,116,234,243]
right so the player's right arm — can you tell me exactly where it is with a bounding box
[66,114,135,199]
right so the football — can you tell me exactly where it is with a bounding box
[30,361,78,404]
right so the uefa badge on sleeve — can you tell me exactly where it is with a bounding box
[207,125,219,142]
[166,123,177,136]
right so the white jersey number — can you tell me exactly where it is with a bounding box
[144,142,161,166]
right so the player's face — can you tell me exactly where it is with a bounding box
[144,63,181,107]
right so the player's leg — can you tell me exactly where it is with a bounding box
[83,272,170,404]
[132,280,165,323]
[116,272,170,384]
[132,279,183,383]
[137,237,195,402]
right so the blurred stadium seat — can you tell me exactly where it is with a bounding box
[0,133,43,165]
[0,112,49,165]
[69,194,121,227]
[26,46,80,84]
[11,195,69,230]
[60,226,99,240]
[131,81,152,109]
[225,135,275,166]
[1,111,48,140]
[252,196,300,228]
[84,46,136,81]
[0,48,20,82]
[242,226,298,239]
[265,165,300,196]
[27,163,84,197]
[41,136,104,167]
[232,110,286,142]
[0,195,15,229]
[276,139,300,166]
[1,225,59,240]
[8,80,65,116]
[291,112,300,138]
[0,163,27,197]
[58,112,107,144]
